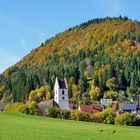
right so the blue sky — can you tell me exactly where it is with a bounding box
[0,0,140,73]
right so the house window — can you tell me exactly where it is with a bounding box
[62,90,65,95]
[62,97,65,100]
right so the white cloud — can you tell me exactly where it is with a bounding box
[0,49,19,73]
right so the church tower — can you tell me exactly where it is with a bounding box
[54,77,70,110]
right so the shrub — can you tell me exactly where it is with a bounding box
[28,108,38,115]
[48,107,60,118]
[71,111,95,122]
[28,101,37,108]
[134,116,140,126]
[5,103,26,113]
[77,112,92,122]
[19,105,29,114]
[48,107,70,119]
[92,112,103,123]
[5,103,14,112]
[28,101,38,115]
[102,108,116,124]
[115,112,136,126]
[70,110,78,120]
[5,102,39,115]
[60,109,70,119]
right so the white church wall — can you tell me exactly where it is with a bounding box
[54,78,70,110]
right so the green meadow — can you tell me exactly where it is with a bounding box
[0,112,140,140]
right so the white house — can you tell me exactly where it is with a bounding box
[101,99,112,105]
[54,77,70,110]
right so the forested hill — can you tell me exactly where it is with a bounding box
[0,17,140,103]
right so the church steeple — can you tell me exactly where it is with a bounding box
[54,77,70,110]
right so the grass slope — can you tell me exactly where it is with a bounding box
[0,112,140,140]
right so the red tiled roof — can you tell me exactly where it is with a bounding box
[79,104,103,114]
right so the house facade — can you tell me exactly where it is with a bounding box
[100,99,112,105]
[54,77,70,110]
[121,104,137,113]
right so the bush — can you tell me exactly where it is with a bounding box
[28,108,38,115]
[28,101,38,115]
[102,108,116,124]
[28,101,37,108]
[5,102,39,115]
[19,105,29,114]
[134,116,140,126]
[60,109,70,119]
[48,107,59,118]
[48,108,116,124]
[5,103,26,113]
[70,110,78,120]
[92,112,103,123]
[115,112,137,126]
[70,111,95,122]
[77,112,92,122]
[48,107,70,119]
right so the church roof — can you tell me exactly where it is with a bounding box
[58,79,66,89]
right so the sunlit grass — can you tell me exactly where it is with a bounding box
[0,112,140,140]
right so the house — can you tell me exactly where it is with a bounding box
[54,77,70,110]
[78,103,103,114]
[101,99,112,105]
[121,104,137,113]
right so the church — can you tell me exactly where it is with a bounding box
[54,77,70,110]
[38,77,70,115]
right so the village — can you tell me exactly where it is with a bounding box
[35,77,140,118]
[1,0,140,139]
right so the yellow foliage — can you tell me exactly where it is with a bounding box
[29,85,52,102]
[0,85,5,93]
[89,85,100,100]
[72,84,78,97]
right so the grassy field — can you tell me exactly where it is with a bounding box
[0,112,140,140]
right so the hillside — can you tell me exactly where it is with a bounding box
[0,16,140,103]
[0,112,140,140]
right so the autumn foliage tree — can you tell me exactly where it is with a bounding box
[0,17,140,103]
[89,85,100,101]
